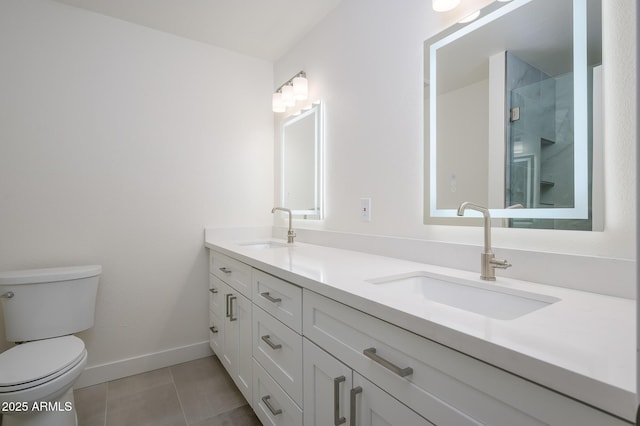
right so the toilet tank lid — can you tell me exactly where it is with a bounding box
[0,265,102,285]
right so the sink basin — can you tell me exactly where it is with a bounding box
[366,272,560,320]
[239,241,290,250]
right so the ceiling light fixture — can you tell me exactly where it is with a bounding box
[272,71,308,113]
[432,0,460,12]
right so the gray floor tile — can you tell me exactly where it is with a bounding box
[106,382,187,426]
[171,357,248,425]
[107,367,173,400]
[191,404,261,426]
[74,357,261,426]
[74,383,107,426]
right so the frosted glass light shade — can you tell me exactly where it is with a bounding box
[281,84,295,107]
[272,92,285,112]
[293,75,308,100]
[432,0,460,12]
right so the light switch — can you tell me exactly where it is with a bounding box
[360,198,371,222]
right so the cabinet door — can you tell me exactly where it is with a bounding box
[352,373,434,426]
[303,338,353,426]
[224,289,252,404]
[219,281,235,373]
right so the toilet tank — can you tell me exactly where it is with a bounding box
[0,265,101,342]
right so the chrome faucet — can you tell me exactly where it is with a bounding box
[456,202,511,281]
[272,207,296,243]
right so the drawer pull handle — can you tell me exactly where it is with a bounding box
[261,334,282,350]
[225,294,232,318]
[229,296,237,322]
[261,395,282,416]
[219,267,232,274]
[209,288,218,294]
[334,376,346,425]
[209,326,218,333]
[349,386,362,426]
[261,291,282,303]
[363,347,413,377]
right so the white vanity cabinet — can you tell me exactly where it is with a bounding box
[303,289,629,426]
[208,246,631,426]
[208,252,252,404]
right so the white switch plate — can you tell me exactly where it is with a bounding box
[360,198,371,222]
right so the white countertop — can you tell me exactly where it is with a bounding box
[205,237,636,422]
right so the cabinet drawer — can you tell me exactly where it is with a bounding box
[253,269,302,333]
[253,359,302,426]
[253,305,303,407]
[303,290,627,426]
[208,275,226,316]
[210,251,252,298]
[208,309,223,357]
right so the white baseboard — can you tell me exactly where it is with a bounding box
[74,340,213,389]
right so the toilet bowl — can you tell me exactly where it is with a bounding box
[0,265,101,426]
[0,336,88,426]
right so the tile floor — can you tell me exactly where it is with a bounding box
[73,356,262,426]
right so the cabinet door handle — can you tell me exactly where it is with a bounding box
[363,347,413,377]
[349,386,362,426]
[209,288,218,294]
[219,267,232,274]
[261,334,282,350]
[225,294,232,318]
[261,395,282,416]
[229,296,237,321]
[209,326,218,333]
[334,376,346,425]
[260,291,282,303]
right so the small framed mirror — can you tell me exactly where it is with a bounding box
[279,102,323,219]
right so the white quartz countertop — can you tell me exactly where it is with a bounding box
[205,237,636,422]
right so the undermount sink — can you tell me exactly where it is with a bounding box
[366,272,560,320]
[239,241,290,250]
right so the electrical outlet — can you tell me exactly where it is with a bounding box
[360,198,371,222]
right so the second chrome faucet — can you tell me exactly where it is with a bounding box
[457,202,511,281]
[272,207,296,244]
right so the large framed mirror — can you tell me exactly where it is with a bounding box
[425,0,603,230]
[280,102,323,219]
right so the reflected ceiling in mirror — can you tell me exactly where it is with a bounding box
[424,0,602,227]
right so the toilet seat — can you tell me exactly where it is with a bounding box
[0,336,86,393]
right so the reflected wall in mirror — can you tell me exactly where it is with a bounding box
[280,102,323,219]
[424,0,603,230]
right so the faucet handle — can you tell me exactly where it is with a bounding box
[490,258,511,269]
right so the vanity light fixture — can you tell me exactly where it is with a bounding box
[272,70,308,113]
[432,0,460,12]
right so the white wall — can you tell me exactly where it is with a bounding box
[0,0,274,376]
[274,0,636,260]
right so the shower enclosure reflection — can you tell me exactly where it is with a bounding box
[506,52,599,230]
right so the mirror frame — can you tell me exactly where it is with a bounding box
[428,0,590,219]
[280,101,324,220]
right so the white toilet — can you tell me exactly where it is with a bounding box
[0,265,101,426]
